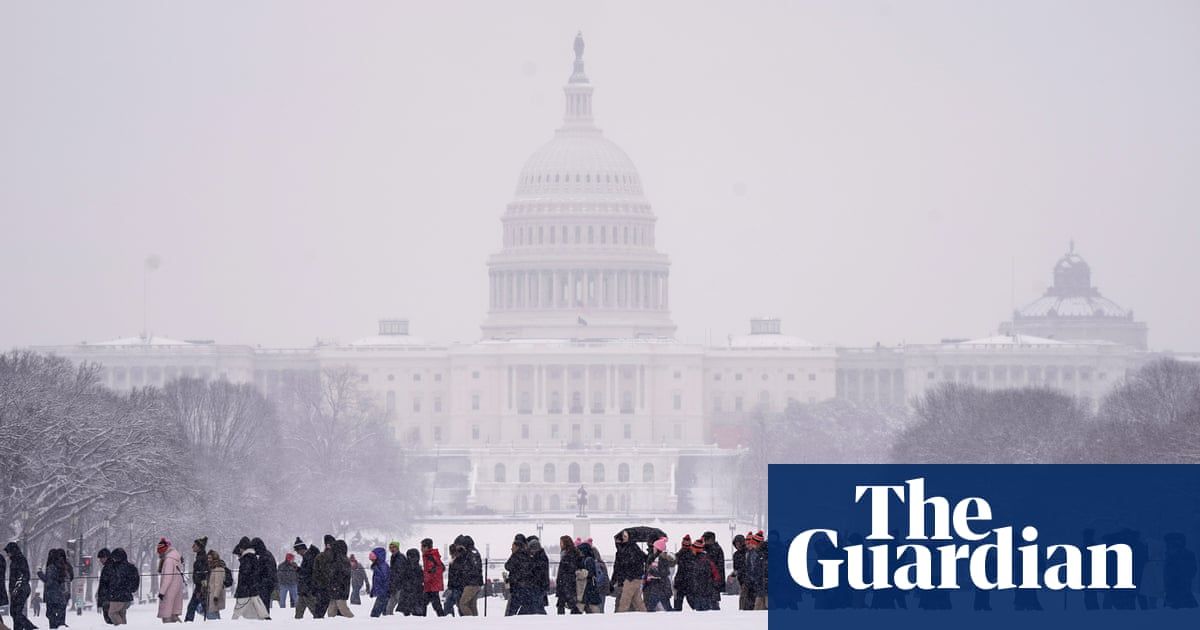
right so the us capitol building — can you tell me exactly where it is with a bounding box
[34,35,1164,516]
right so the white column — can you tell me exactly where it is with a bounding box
[584,366,591,413]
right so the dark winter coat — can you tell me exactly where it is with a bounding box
[687,551,719,602]
[528,540,550,593]
[421,547,444,593]
[612,540,647,585]
[576,544,602,606]
[253,540,277,598]
[330,541,352,600]
[38,563,70,607]
[106,549,139,604]
[0,552,8,607]
[191,549,209,596]
[369,548,390,599]
[95,553,114,608]
[313,546,335,596]
[388,551,405,596]
[673,546,694,592]
[505,547,535,589]
[277,560,299,587]
[298,547,319,597]
[235,549,262,599]
[746,542,768,596]
[447,551,468,590]
[732,546,748,585]
[460,535,484,585]
[351,562,369,593]
[462,537,484,586]
[397,550,424,614]
[706,541,726,591]
[644,550,674,600]
[556,547,582,598]
[5,542,31,594]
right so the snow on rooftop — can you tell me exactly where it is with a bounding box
[727,333,815,349]
[956,334,1064,347]
[90,335,192,347]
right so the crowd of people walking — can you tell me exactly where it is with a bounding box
[0,528,767,628]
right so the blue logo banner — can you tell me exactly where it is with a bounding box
[767,464,1200,629]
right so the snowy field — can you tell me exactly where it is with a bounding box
[44,595,765,630]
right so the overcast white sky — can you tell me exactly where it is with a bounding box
[2,1,1197,351]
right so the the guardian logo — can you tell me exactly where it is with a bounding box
[787,478,1135,592]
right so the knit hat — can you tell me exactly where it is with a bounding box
[293,537,306,551]
[681,534,692,546]
[285,553,295,562]
[652,537,667,552]
[389,540,401,550]
[691,539,706,551]
[749,530,765,544]
[323,534,336,547]
[513,534,527,545]
[194,537,208,549]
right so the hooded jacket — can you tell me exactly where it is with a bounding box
[297,545,319,597]
[576,543,602,606]
[106,549,140,603]
[463,536,484,586]
[4,542,31,594]
[397,550,424,613]
[235,548,261,599]
[329,540,352,600]
[388,548,404,596]
[252,538,278,597]
[422,547,444,593]
[369,548,390,599]
[528,539,550,593]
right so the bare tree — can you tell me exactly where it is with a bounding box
[892,384,1089,464]
[0,351,184,551]
[160,377,280,543]
[272,366,418,536]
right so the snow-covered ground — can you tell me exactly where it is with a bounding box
[47,595,765,629]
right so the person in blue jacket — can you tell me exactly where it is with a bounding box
[368,548,391,618]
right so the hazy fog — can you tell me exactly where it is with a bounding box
[1,0,1197,351]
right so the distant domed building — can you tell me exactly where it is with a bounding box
[482,32,674,341]
[1001,243,1147,349]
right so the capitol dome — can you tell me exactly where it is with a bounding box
[514,134,647,201]
[1000,243,1147,349]
[481,33,675,341]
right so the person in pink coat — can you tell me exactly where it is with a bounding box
[156,538,184,623]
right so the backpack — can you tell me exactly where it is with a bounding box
[593,558,609,593]
[223,567,234,589]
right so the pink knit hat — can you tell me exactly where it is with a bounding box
[653,537,667,552]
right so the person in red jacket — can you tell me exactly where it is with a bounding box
[420,539,446,617]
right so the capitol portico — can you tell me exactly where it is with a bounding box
[31,34,1170,517]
